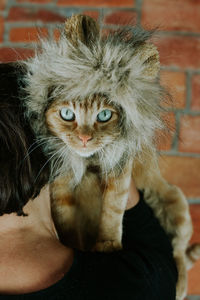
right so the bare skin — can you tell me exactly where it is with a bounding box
[0,179,139,294]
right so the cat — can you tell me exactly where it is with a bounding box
[46,93,133,251]
[21,14,200,300]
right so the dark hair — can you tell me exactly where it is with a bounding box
[0,63,49,215]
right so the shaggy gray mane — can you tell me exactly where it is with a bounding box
[20,20,167,181]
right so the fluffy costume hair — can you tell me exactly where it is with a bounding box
[23,15,164,161]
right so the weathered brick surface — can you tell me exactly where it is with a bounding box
[0,47,34,62]
[179,115,200,153]
[0,16,4,43]
[159,156,200,198]
[191,75,200,111]
[17,0,52,3]
[141,0,200,33]
[188,259,200,295]
[190,204,200,245]
[0,0,5,11]
[82,11,99,20]
[104,10,137,26]
[156,36,200,69]
[58,0,134,6]
[7,7,66,23]
[10,27,48,43]
[160,70,186,109]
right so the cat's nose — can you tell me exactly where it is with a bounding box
[78,135,92,145]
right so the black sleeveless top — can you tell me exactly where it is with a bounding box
[0,193,178,300]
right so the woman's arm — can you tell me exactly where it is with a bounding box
[74,190,178,300]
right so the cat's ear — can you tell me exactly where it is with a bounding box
[136,43,160,80]
[65,14,100,47]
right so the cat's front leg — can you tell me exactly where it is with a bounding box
[50,175,77,246]
[94,159,133,252]
[51,171,103,251]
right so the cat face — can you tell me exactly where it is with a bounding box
[45,94,122,157]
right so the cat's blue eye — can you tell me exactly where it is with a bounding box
[60,108,75,121]
[97,109,112,122]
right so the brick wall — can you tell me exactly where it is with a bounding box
[0,0,200,298]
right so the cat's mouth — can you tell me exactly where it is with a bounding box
[71,144,100,158]
[73,145,99,157]
[75,149,96,157]
[67,137,111,158]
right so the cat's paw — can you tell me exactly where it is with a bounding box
[176,290,187,300]
[93,240,122,252]
[176,281,187,300]
[175,296,186,300]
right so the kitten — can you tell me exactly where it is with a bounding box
[22,15,200,300]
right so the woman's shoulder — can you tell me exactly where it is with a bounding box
[0,231,74,295]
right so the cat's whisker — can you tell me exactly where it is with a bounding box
[61,146,81,184]
[47,143,66,157]
[101,142,124,178]
[34,148,64,183]
[50,152,62,176]
[23,140,48,161]
[26,139,40,152]
[50,145,68,177]
[112,151,124,176]
[21,142,59,173]
[24,136,63,162]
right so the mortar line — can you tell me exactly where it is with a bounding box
[157,30,200,38]
[161,66,200,74]
[135,0,143,25]
[186,71,192,111]
[188,199,200,204]
[159,150,200,158]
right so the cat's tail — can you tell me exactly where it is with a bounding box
[186,243,200,270]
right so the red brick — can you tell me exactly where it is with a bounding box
[191,74,200,111]
[0,0,5,10]
[10,27,48,43]
[104,10,137,26]
[142,0,200,33]
[53,29,61,41]
[155,36,200,69]
[83,11,99,21]
[17,0,52,3]
[0,47,34,62]
[188,259,200,295]
[156,112,175,151]
[190,204,200,245]
[159,156,200,198]
[58,0,134,7]
[179,115,200,153]
[0,16,4,43]
[160,71,186,109]
[7,7,66,23]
